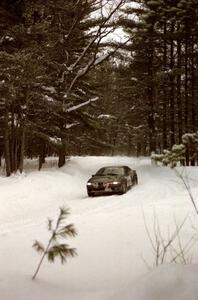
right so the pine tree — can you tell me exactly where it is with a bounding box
[119,0,198,156]
[32,207,77,280]
[0,0,127,174]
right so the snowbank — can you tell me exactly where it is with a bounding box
[0,156,198,300]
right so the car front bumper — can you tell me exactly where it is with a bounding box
[87,182,122,195]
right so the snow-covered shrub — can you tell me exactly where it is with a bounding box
[151,144,186,167]
[152,132,198,167]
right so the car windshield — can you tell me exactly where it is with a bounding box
[96,167,124,176]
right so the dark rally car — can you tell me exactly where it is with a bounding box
[86,166,138,197]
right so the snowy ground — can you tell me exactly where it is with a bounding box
[1,156,198,300]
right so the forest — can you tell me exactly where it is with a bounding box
[0,0,198,176]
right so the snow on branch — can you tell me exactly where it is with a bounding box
[49,137,62,146]
[98,114,116,119]
[94,52,110,65]
[63,1,128,99]
[74,52,109,79]
[65,97,99,113]
[76,57,95,77]
[65,122,80,129]
[68,0,126,72]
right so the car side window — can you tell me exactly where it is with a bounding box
[124,167,129,175]
[127,167,132,175]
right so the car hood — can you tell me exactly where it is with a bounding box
[88,175,122,183]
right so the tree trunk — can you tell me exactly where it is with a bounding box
[4,105,11,176]
[38,141,46,171]
[176,36,182,143]
[58,145,66,168]
[169,22,175,147]
[147,25,156,153]
[18,125,25,173]
[191,36,196,132]
[162,22,168,150]
[184,29,189,135]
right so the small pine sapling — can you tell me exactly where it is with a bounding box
[32,207,77,280]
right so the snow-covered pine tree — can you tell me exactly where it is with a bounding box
[152,132,198,167]
[0,0,127,174]
[119,0,198,154]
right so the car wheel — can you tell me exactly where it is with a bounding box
[88,191,94,197]
[132,175,138,185]
[120,182,127,194]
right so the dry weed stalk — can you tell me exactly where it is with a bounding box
[142,210,196,269]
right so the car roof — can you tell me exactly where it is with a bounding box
[100,165,128,168]
[97,166,136,172]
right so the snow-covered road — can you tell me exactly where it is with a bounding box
[1,156,198,300]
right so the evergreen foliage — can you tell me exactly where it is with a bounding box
[32,207,77,280]
[152,132,198,167]
[119,0,198,159]
[152,144,186,167]
[0,0,126,175]
[1,0,198,170]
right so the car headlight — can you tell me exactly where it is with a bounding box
[112,181,120,185]
[87,182,92,186]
